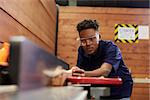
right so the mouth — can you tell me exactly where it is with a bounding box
[86,47,94,53]
[87,48,93,51]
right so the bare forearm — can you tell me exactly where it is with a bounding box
[84,63,112,77]
[71,63,112,77]
[84,68,109,77]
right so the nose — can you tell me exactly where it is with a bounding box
[85,39,92,45]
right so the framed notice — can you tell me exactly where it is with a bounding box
[114,24,138,43]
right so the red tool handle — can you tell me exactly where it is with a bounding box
[67,76,122,85]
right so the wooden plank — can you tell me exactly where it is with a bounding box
[132,74,149,78]
[122,53,149,61]
[131,94,149,100]
[132,88,149,95]
[58,32,79,39]
[40,0,57,23]
[130,66,149,71]
[133,83,150,87]
[131,83,150,100]
[59,14,149,25]
[57,52,78,59]
[125,60,149,68]
[59,13,150,23]
[58,38,79,45]
[0,8,53,53]
[132,70,149,74]
[0,0,56,48]
[117,41,150,53]
[59,6,150,15]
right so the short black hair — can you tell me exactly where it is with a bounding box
[76,19,99,33]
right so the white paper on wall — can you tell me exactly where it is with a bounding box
[138,25,149,39]
[118,27,135,40]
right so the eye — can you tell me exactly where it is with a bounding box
[81,39,86,43]
[90,37,96,41]
[88,37,93,41]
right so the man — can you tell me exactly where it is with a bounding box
[72,19,133,100]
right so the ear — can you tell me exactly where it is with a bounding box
[96,33,100,44]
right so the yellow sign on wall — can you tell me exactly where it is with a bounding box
[114,24,138,43]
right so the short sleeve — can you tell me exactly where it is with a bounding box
[104,42,122,72]
[76,47,83,68]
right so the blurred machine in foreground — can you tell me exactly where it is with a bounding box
[0,36,87,100]
[8,36,69,91]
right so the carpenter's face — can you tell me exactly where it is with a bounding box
[79,28,99,55]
